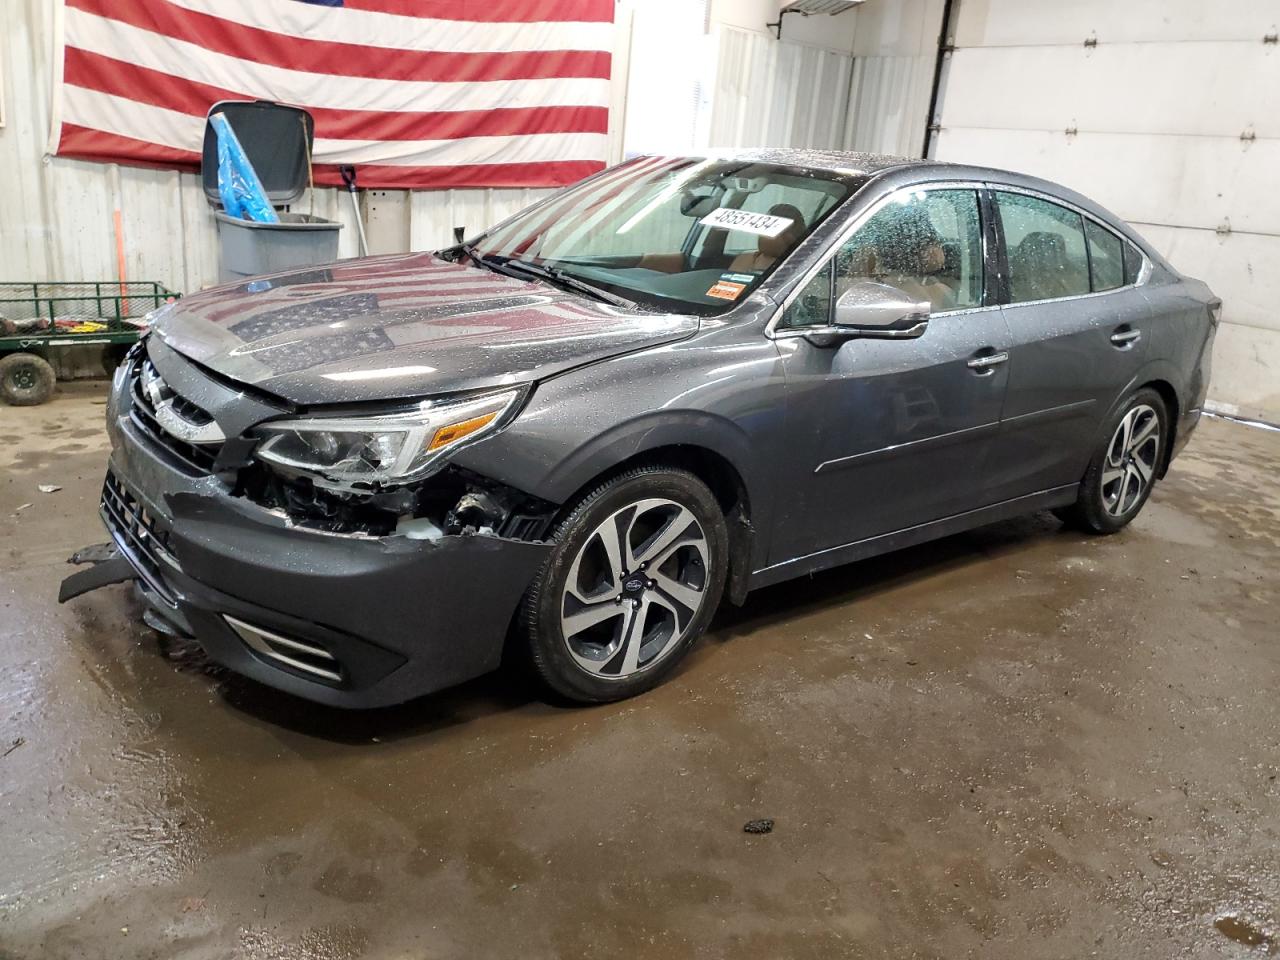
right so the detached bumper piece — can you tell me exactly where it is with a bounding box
[58,541,138,603]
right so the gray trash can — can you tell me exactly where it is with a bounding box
[202,100,342,282]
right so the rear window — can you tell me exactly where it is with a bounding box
[1085,219,1124,291]
[996,191,1091,303]
[1122,240,1144,285]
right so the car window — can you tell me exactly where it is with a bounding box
[996,192,1090,303]
[779,260,833,329]
[475,159,857,316]
[780,188,983,329]
[1084,219,1124,291]
[836,188,983,313]
[698,181,844,258]
[1122,239,1144,285]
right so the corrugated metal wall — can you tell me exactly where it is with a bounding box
[934,0,1280,421]
[704,2,941,159]
[843,0,944,157]
[708,27,855,149]
[0,0,361,293]
[407,189,554,252]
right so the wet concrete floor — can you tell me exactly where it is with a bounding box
[1,382,1277,959]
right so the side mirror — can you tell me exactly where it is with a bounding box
[831,281,930,338]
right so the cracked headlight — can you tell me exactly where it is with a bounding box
[255,390,520,487]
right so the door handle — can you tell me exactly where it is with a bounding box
[967,351,1009,370]
[1110,327,1142,346]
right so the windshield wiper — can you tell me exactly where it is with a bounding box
[501,259,636,309]
[457,242,522,279]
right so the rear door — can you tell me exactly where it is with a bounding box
[984,188,1152,501]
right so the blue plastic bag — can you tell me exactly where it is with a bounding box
[210,112,279,224]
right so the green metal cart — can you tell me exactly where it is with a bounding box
[0,281,181,406]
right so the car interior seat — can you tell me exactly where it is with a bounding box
[728,204,807,274]
[868,233,958,313]
[1011,231,1086,301]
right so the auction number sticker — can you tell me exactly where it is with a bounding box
[699,207,795,238]
[706,280,747,300]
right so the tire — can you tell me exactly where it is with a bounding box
[0,352,57,406]
[521,465,729,703]
[1055,387,1168,534]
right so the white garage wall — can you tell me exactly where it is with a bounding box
[934,0,1280,421]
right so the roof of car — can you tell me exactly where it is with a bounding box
[663,147,917,177]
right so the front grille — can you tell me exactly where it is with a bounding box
[101,472,179,605]
[128,357,222,474]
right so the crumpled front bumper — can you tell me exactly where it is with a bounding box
[69,356,553,709]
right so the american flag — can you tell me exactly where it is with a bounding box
[50,0,614,189]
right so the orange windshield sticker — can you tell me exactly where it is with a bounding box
[706,280,747,301]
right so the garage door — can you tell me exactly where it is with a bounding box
[933,0,1280,422]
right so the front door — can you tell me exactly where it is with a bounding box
[770,186,1012,564]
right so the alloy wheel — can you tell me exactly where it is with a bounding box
[560,497,710,679]
[1101,403,1160,517]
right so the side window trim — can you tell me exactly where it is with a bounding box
[767,180,992,337]
[1082,214,1098,293]
[984,181,1151,308]
[979,187,1009,306]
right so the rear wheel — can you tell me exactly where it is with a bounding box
[1056,387,1167,534]
[0,352,56,406]
[522,466,728,703]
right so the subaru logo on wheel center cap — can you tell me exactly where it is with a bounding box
[623,576,647,594]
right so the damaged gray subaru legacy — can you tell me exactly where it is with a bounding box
[61,149,1219,708]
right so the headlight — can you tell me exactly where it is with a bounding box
[255,390,520,487]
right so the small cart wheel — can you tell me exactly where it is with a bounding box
[0,352,57,406]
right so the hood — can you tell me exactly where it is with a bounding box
[153,252,698,405]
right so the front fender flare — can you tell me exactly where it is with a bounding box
[536,409,764,509]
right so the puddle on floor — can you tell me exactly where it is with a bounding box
[1215,915,1274,950]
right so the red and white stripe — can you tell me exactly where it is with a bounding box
[51,0,614,189]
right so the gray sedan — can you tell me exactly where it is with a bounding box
[63,149,1219,707]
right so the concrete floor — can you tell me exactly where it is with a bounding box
[1,381,1277,960]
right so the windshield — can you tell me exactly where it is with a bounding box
[469,157,860,314]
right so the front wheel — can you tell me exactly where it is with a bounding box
[1056,388,1168,534]
[521,466,728,703]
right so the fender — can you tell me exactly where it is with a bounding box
[449,322,788,538]
[1099,357,1185,426]
[1092,356,1189,476]
[534,408,764,508]
[541,410,774,591]
[452,403,778,583]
